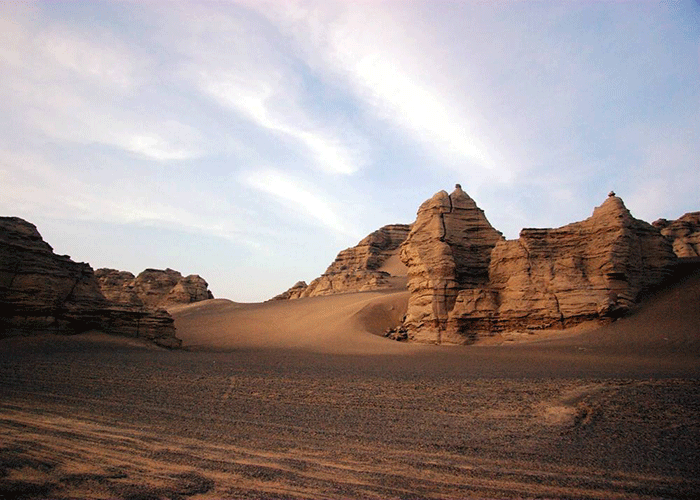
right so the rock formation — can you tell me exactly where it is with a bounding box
[95,267,213,308]
[271,281,308,301]
[272,224,411,299]
[0,217,181,348]
[653,212,700,258]
[399,185,504,343]
[397,189,678,344]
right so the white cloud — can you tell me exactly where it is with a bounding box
[199,70,363,175]
[39,28,140,90]
[251,1,513,183]
[0,148,257,246]
[242,168,361,238]
[0,10,202,162]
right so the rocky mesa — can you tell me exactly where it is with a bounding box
[0,217,181,348]
[96,267,213,309]
[396,188,678,344]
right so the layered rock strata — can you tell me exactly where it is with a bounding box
[653,212,700,258]
[399,185,504,343]
[398,189,678,344]
[273,224,411,299]
[95,268,213,308]
[0,217,180,348]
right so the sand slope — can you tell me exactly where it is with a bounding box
[171,290,415,354]
[172,267,700,360]
[2,270,699,499]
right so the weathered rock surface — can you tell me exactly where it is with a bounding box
[0,217,180,348]
[95,267,213,308]
[273,224,411,300]
[271,281,308,300]
[398,189,678,344]
[653,212,700,258]
[399,185,504,343]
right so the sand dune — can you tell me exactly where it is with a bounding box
[171,290,415,354]
[172,267,700,361]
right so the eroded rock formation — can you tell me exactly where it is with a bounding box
[271,281,309,301]
[0,217,180,348]
[398,189,678,344]
[95,267,213,308]
[273,224,411,299]
[653,212,700,258]
[399,185,504,343]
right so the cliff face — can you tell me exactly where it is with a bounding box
[653,212,700,258]
[273,224,411,300]
[0,217,180,348]
[95,268,213,308]
[398,191,677,344]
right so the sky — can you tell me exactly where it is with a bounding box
[1,1,699,302]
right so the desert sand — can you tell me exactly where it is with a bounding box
[1,269,698,499]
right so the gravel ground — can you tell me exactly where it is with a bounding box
[1,338,699,499]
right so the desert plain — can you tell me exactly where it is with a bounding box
[1,265,699,499]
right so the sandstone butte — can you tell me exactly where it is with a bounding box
[95,267,214,309]
[0,217,181,348]
[277,185,694,345]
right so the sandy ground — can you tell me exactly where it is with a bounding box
[1,269,699,499]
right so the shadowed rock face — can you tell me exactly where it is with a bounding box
[95,268,213,308]
[273,224,411,300]
[653,212,700,258]
[0,217,180,348]
[399,190,678,344]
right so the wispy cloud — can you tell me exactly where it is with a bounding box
[0,148,261,246]
[242,168,361,238]
[198,69,364,175]
[0,9,202,162]
[252,1,512,184]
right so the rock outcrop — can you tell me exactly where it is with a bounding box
[653,212,700,258]
[273,224,411,300]
[397,189,678,344]
[0,217,181,348]
[399,185,504,343]
[95,268,213,308]
[271,281,308,301]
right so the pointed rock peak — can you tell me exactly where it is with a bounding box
[431,189,450,203]
[592,193,632,220]
[449,183,478,210]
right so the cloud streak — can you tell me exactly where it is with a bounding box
[198,69,364,175]
[242,168,361,239]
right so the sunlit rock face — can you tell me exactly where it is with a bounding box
[653,212,700,258]
[399,185,504,343]
[272,224,412,300]
[399,190,677,344]
[0,217,180,348]
[96,268,213,308]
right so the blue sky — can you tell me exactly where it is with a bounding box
[1,1,699,302]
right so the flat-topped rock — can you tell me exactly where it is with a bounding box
[96,267,214,308]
